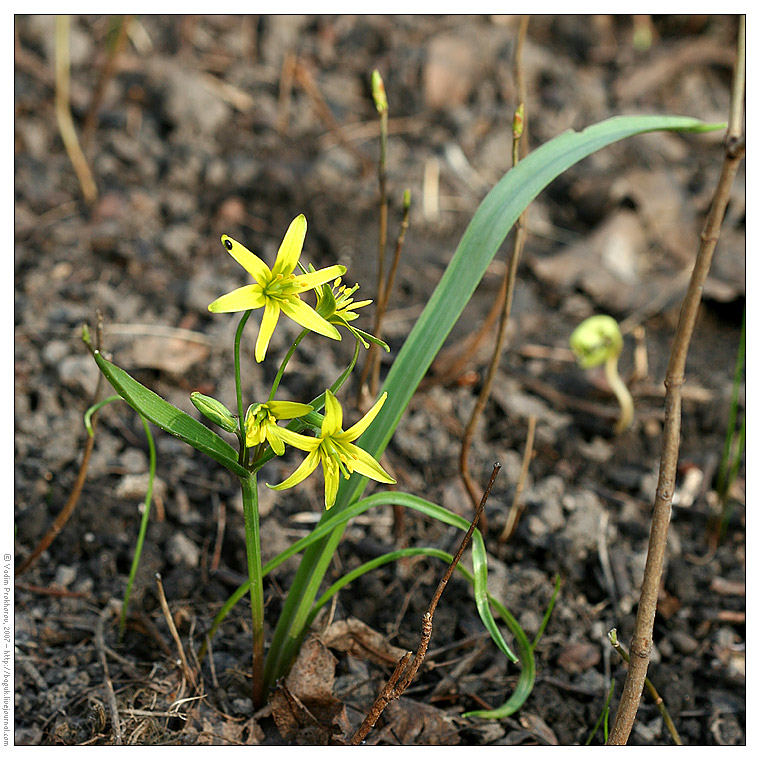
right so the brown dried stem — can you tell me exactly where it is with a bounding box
[16,316,105,575]
[55,15,98,204]
[349,463,501,745]
[155,573,199,691]
[362,189,411,400]
[499,414,537,542]
[95,603,123,745]
[460,16,530,525]
[607,14,745,745]
[608,630,682,745]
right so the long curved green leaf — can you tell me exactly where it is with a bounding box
[306,547,535,718]
[92,350,249,478]
[268,114,725,680]
[202,492,516,667]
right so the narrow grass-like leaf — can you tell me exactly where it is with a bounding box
[201,492,516,670]
[92,350,248,478]
[267,114,725,682]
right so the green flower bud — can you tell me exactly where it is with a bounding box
[371,69,388,114]
[190,392,238,433]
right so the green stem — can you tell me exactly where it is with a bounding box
[119,414,156,639]
[234,310,253,464]
[268,328,309,401]
[605,354,634,433]
[240,472,265,707]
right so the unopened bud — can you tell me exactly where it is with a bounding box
[402,187,411,210]
[371,69,388,114]
[190,392,237,433]
[512,103,525,139]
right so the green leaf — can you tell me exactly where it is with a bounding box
[263,114,726,681]
[92,350,249,478]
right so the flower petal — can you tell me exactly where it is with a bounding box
[271,215,307,277]
[341,392,387,441]
[322,390,343,437]
[290,265,348,292]
[267,450,320,491]
[277,426,320,451]
[220,235,271,282]
[344,443,396,484]
[279,297,342,340]
[208,285,265,313]
[266,401,314,419]
[322,454,340,509]
[255,300,281,362]
[265,425,286,456]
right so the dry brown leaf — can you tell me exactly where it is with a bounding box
[321,617,409,668]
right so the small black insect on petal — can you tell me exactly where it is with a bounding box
[224,239,233,251]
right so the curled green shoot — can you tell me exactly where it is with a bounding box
[570,315,633,434]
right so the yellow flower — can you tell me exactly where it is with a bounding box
[245,401,314,456]
[268,390,395,509]
[208,215,346,362]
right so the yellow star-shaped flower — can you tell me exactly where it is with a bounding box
[244,400,313,456]
[268,390,395,509]
[208,215,346,362]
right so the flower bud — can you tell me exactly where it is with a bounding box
[190,392,238,433]
[371,69,388,114]
[512,103,525,140]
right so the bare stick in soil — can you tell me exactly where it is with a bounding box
[54,15,97,204]
[460,15,530,528]
[607,630,682,745]
[349,463,501,745]
[155,573,199,691]
[16,316,106,575]
[607,14,745,745]
[499,413,536,542]
[95,603,123,745]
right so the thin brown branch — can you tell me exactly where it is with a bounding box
[16,316,105,575]
[95,603,123,745]
[608,15,745,745]
[499,414,536,542]
[461,19,530,527]
[608,630,682,745]
[362,189,412,400]
[55,15,97,204]
[350,464,501,744]
[155,573,199,691]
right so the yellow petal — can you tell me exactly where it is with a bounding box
[322,390,343,437]
[208,285,265,313]
[277,426,320,451]
[255,299,281,362]
[268,450,320,491]
[341,392,387,441]
[322,454,340,509]
[279,297,342,340]
[290,265,348,292]
[266,426,286,456]
[271,215,307,278]
[344,443,395,484]
[220,235,271,282]
[266,401,313,419]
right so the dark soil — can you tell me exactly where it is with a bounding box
[13,15,745,746]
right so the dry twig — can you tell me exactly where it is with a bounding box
[16,316,105,575]
[608,14,745,745]
[55,15,98,204]
[95,603,123,745]
[155,573,199,691]
[349,463,501,744]
[460,15,530,529]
